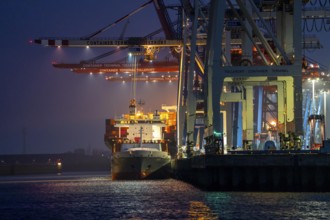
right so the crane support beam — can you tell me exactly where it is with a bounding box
[258,9,330,20]
[185,0,199,157]
[203,0,226,154]
[222,65,299,77]
[153,0,176,39]
[293,0,304,135]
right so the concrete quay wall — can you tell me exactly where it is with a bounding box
[171,154,330,191]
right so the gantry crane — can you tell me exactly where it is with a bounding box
[34,0,330,157]
[34,0,185,82]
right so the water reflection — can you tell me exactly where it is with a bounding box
[1,173,330,219]
[206,192,330,219]
[188,201,218,219]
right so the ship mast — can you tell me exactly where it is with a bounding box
[129,52,139,115]
[139,126,143,148]
[133,55,137,102]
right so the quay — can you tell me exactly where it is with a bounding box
[171,153,330,192]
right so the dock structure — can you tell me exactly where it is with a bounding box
[171,153,330,191]
[172,0,330,191]
[33,0,330,190]
[169,0,330,163]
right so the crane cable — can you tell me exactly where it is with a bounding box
[82,0,153,39]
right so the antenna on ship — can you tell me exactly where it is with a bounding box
[139,126,143,148]
[137,99,145,112]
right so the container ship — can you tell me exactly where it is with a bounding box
[104,99,176,180]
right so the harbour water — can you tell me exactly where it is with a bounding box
[1,172,330,219]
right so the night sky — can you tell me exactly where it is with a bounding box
[0,1,329,154]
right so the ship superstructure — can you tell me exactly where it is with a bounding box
[104,99,176,179]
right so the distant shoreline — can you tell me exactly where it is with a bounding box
[0,153,110,175]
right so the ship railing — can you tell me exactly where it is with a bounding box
[123,139,163,144]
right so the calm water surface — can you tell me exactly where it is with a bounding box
[0,172,330,219]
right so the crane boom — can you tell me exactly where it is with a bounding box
[33,38,206,47]
[153,0,176,39]
[53,60,179,74]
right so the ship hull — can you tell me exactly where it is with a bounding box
[111,150,171,180]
